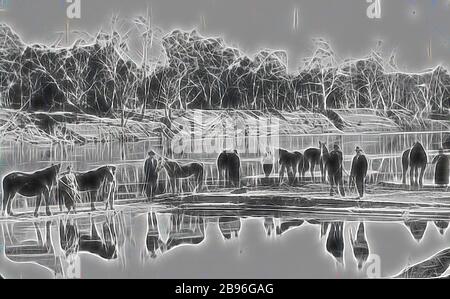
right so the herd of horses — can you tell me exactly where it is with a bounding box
[1,165,117,218]
[1,141,448,218]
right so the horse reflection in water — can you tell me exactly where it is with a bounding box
[434,221,449,235]
[59,214,125,260]
[263,218,305,237]
[404,221,428,242]
[146,212,206,259]
[219,217,241,240]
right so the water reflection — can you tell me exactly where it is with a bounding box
[434,221,449,235]
[350,223,370,270]
[404,221,428,242]
[146,211,206,258]
[2,221,61,275]
[326,222,345,265]
[59,216,120,260]
[2,209,450,278]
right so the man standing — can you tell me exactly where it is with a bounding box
[144,151,159,200]
[328,144,345,197]
[350,147,368,199]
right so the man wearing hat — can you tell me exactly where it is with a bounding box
[144,150,159,200]
[350,146,368,199]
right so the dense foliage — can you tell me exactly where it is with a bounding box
[0,23,449,117]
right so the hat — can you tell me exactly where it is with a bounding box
[148,150,156,157]
[355,146,363,153]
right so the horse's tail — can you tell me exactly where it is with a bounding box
[198,163,205,191]
[402,149,411,184]
[56,182,63,212]
[1,176,6,214]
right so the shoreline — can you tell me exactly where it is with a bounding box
[0,108,449,146]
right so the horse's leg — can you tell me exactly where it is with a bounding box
[2,192,13,216]
[419,165,426,188]
[310,162,316,183]
[45,221,52,251]
[409,166,415,187]
[287,165,294,185]
[171,178,176,194]
[279,165,286,185]
[104,183,111,211]
[109,184,115,210]
[320,160,325,183]
[414,166,419,188]
[197,172,203,193]
[43,189,52,217]
[91,221,100,241]
[402,166,408,185]
[90,191,97,211]
[418,166,424,188]
[402,151,410,185]
[34,193,42,218]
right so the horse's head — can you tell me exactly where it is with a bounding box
[108,165,117,176]
[156,157,168,172]
[52,164,62,184]
[319,142,328,154]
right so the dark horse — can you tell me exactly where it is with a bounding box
[327,145,346,197]
[278,148,303,184]
[2,164,61,217]
[303,142,330,182]
[402,142,428,188]
[75,166,117,211]
[217,150,241,187]
[159,157,204,194]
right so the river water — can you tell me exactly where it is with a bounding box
[0,131,449,278]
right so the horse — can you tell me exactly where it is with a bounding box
[75,166,117,211]
[402,142,428,188]
[158,157,204,194]
[2,164,61,217]
[303,145,322,182]
[319,142,331,183]
[57,172,81,214]
[278,148,303,185]
[217,150,241,187]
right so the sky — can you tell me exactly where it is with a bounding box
[1,0,450,71]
